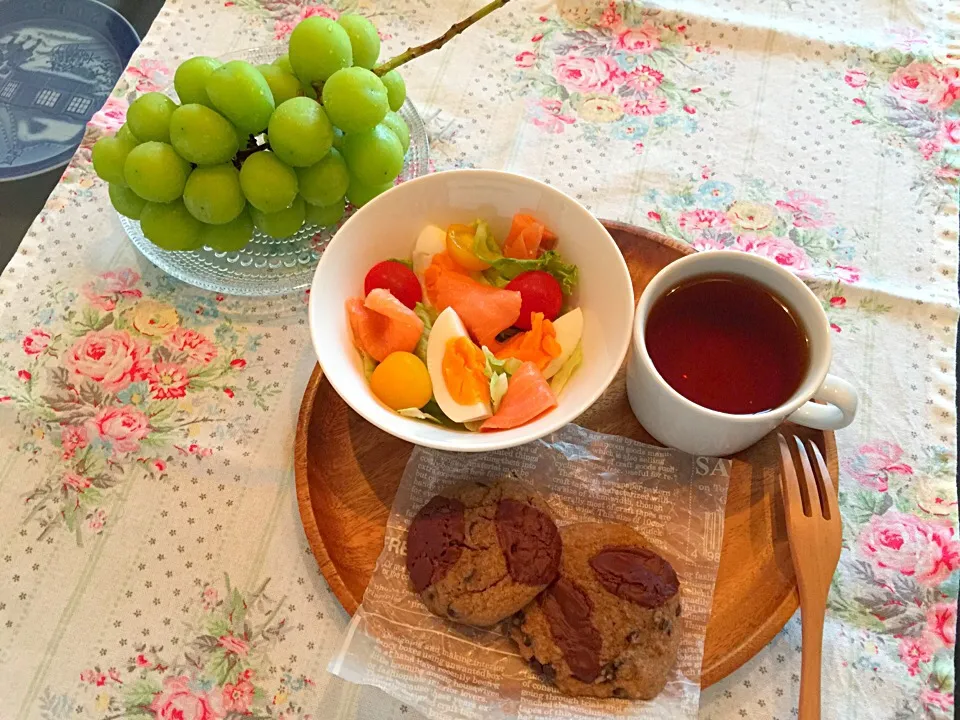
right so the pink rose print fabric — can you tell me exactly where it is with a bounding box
[64,329,151,394]
[72,578,316,720]
[0,1,956,720]
[0,269,272,544]
[830,442,959,716]
[858,512,960,587]
[507,2,729,150]
[645,171,857,283]
[149,676,224,720]
[830,42,960,203]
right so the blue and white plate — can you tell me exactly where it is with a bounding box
[0,0,139,181]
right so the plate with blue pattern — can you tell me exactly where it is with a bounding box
[0,0,139,181]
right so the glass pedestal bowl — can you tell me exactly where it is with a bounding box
[120,46,429,296]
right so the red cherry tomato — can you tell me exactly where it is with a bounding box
[506,270,563,330]
[364,261,422,309]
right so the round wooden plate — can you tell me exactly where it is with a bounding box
[294,220,838,687]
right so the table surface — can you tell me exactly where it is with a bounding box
[0,1,957,719]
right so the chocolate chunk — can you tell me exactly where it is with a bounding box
[589,546,680,608]
[406,496,466,592]
[494,498,561,586]
[612,687,629,699]
[529,658,556,683]
[676,603,682,617]
[540,578,603,683]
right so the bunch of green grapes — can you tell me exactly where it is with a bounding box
[91,14,409,253]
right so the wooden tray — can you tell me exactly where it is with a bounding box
[294,220,838,687]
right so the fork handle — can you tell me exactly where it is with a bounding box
[798,591,827,720]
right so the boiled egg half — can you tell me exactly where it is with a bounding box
[427,307,492,423]
[413,224,447,278]
[542,307,583,379]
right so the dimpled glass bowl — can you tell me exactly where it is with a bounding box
[121,46,429,296]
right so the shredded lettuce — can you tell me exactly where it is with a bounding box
[397,407,442,423]
[481,346,522,378]
[471,219,579,295]
[481,268,511,288]
[489,372,509,414]
[490,251,579,295]
[359,349,378,380]
[412,302,437,363]
[420,399,463,429]
[549,341,582,397]
[463,420,484,432]
[473,220,501,265]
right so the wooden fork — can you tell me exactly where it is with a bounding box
[776,433,842,720]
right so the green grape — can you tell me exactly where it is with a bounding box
[273,54,294,74]
[381,70,406,112]
[346,176,392,207]
[235,125,252,151]
[205,60,275,134]
[337,15,380,69]
[140,199,204,251]
[296,148,349,206]
[200,207,255,251]
[341,124,403,186]
[238,151,298,213]
[169,104,240,165]
[289,17,352,85]
[183,163,245,224]
[174,56,221,106]
[117,123,139,144]
[267,97,333,167]
[127,92,178,143]
[92,133,138,185]
[321,67,388,134]
[108,183,147,219]
[250,195,305,238]
[305,198,345,227]
[331,126,344,149]
[256,64,303,105]
[123,141,191,203]
[382,111,410,153]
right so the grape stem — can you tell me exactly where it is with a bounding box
[235,142,271,166]
[372,0,512,76]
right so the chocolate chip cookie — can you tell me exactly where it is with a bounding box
[406,479,561,627]
[509,522,682,699]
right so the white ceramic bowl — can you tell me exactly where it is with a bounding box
[308,169,634,451]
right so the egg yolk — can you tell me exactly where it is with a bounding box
[442,337,490,406]
[370,351,433,410]
[495,313,562,370]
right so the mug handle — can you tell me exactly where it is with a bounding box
[787,375,859,431]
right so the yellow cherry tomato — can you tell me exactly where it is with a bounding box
[446,224,491,271]
[370,351,432,410]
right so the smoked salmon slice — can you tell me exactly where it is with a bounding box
[503,214,558,258]
[481,361,557,431]
[424,253,521,348]
[495,312,561,370]
[346,288,424,362]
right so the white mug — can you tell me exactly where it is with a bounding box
[627,251,858,456]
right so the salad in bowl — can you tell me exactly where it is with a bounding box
[309,169,634,452]
[345,213,584,431]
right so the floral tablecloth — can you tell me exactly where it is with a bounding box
[0,0,958,718]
